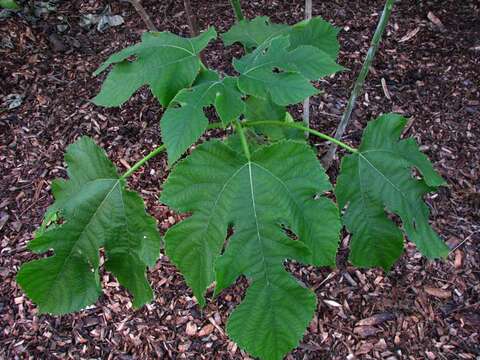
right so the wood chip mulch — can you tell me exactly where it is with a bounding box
[1,0,479,359]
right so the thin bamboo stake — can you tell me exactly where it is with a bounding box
[128,0,157,31]
[302,0,312,138]
[322,0,394,168]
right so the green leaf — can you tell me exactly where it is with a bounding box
[223,16,341,62]
[0,0,19,9]
[222,16,289,49]
[92,28,216,107]
[17,137,161,314]
[336,114,448,270]
[245,95,303,141]
[234,36,342,106]
[289,17,341,59]
[161,140,340,359]
[161,71,244,164]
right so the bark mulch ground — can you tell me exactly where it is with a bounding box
[1,0,479,359]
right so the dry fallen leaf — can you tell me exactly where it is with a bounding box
[427,11,445,31]
[399,27,420,42]
[185,321,197,336]
[355,341,374,355]
[454,250,464,269]
[354,325,380,338]
[197,324,214,337]
[323,299,342,308]
[356,312,396,327]
[424,286,451,299]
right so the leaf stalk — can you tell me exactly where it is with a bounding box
[121,144,167,179]
[229,0,245,21]
[243,120,358,153]
[234,119,251,160]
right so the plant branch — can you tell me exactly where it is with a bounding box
[322,0,394,167]
[121,144,166,179]
[128,0,158,31]
[183,0,199,36]
[243,120,358,153]
[230,0,244,21]
[234,119,251,160]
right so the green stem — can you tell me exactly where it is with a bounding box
[323,0,394,165]
[121,144,167,180]
[244,120,358,153]
[207,122,225,130]
[234,119,251,160]
[229,0,244,21]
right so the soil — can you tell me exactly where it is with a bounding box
[1,0,479,359]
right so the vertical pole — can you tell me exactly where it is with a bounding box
[302,0,312,138]
[322,0,394,168]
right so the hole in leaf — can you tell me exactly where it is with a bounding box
[220,224,234,255]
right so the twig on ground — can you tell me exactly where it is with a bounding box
[128,0,157,31]
[183,0,199,36]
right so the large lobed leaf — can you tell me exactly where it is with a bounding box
[336,114,448,270]
[161,70,245,165]
[234,36,343,106]
[162,140,340,360]
[92,19,343,166]
[223,16,340,59]
[92,28,216,107]
[222,16,290,49]
[224,16,343,147]
[17,137,161,314]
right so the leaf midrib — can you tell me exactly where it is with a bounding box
[357,151,422,230]
[45,178,120,307]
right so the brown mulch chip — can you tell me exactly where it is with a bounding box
[1,0,479,359]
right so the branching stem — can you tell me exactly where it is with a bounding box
[120,117,357,179]
[128,0,157,31]
[243,120,358,153]
[121,144,166,179]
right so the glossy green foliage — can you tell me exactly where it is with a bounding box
[18,12,450,360]
[17,137,161,314]
[161,70,245,164]
[245,96,303,141]
[223,16,340,59]
[0,0,19,9]
[92,28,216,107]
[233,36,342,106]
[93,17,343,165]
[336,114,448,270]
[223,16,290,49]
[225,16,342,143]
[161,140,340,360]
